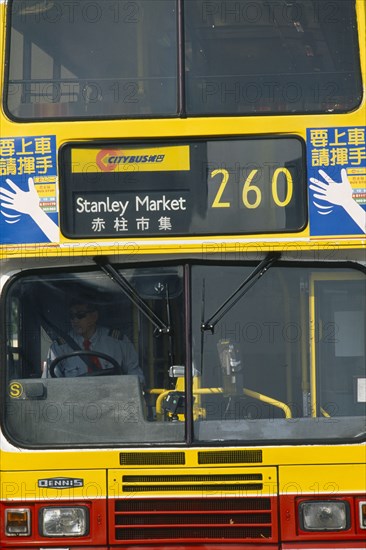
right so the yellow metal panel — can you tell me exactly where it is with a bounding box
[2,238,365,260]
[279,463,366,495]
[2,445,366,471]
[0,469,106,501]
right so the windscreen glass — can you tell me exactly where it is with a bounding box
[3,261,365,447]
[192,263,365,442]
[5,265,185,445]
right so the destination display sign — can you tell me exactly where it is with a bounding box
[60,138,306,238]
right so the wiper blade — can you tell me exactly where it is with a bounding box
[201,252,280,333]
[93,256,170,335]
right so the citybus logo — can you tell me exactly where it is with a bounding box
[38,477,84,489]
[96,149,119,172]
[95,149,166,171]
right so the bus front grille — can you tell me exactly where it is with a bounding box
[198,449,263,464]
[120,451,185,465]
[113,497,276,543]
[121,472,263,493]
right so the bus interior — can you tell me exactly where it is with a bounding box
[4,257,366,447]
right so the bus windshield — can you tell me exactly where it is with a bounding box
[5,0,362,119]
[4,260,366,447]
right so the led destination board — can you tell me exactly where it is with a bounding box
[60,138,306,238]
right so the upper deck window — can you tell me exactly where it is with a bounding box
[6,0,177,118]
[4,0,362,119]
[184,0,362,115]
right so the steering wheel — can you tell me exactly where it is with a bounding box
[49,350,122,378]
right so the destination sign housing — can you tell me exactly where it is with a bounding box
[60,138,306,238]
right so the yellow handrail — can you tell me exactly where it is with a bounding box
[153,387,292,418]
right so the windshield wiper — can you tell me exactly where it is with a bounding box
[201,252,280,333]
[93,256,171,335]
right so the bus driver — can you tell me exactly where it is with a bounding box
[42,301,144,383]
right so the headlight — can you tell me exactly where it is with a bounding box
[299,500,349,531]
[40,506,89,537]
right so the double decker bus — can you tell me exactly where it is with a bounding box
[0,1,365,549]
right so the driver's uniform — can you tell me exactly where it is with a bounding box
[43,327,144,382]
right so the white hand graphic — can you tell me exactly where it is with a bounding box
[0,177,59,242]
[309,168,366,234]
[0,177,40,213]
[309,168,354,206]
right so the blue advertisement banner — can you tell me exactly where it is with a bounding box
[0,135,59,244]
[307,126,366,237]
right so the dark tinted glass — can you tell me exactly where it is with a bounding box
[5,0,363,118]
[184,0,362,115]
[6,0,177,119]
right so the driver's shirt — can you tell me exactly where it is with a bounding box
[43,327,144,382]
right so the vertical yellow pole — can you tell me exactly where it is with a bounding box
[309,278,317,417]
[300,283,309,412]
